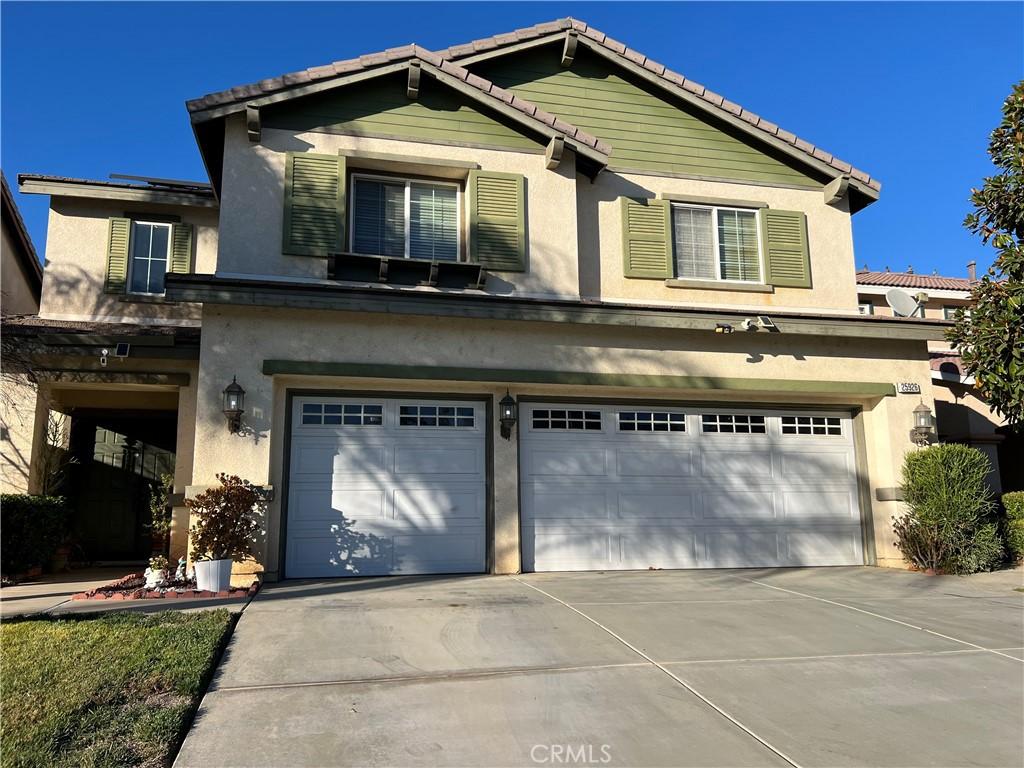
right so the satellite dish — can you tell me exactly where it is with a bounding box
[885,288,921,318]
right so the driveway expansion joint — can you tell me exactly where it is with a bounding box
[734,576,1024,664]
[511,575,805,768]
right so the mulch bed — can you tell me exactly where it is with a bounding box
[71,572,260,601]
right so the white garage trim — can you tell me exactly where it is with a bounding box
[283,392,489,578]
[519,401,867,572]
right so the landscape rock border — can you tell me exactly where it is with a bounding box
[71,572,260,601]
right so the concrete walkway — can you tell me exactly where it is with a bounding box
[0,568,128,617]
[176,567,1023,767]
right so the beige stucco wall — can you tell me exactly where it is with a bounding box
[0,373,38,494]
[1,226,40,316]
[37,197,218,323]
[189,304,932,578]
[217,117,581,300]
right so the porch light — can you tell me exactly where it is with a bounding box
[499,391,518,440]
[223,377,246,434]
[910,401,935,447]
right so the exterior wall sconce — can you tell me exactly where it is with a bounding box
[223,376,246,433]
[499,391,518,440]
[911,401,935,447]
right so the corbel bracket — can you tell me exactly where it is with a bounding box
[545,136,565,170]
[246,104,261,143]
[407,61,421,99]
[824,174,850,206]
[561,31,578,68]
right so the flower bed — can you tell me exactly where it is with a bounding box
[71,572,260,601]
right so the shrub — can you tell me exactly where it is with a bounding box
[186,474,263,561]
[894,444,1003,574]
[1003,491,1024,562]
[0,495,70,577]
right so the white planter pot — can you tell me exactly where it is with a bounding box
[195,559,232,592]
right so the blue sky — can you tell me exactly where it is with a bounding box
[2,2,1021,278]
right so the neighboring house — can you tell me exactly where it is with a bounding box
[1,172,42,316]
[856,265,1007,491]
[1,172,44,494]
[4,18,950,578]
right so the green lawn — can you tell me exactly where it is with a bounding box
[0,610,234,768]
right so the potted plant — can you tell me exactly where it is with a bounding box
[147,474,174,556]
[186,473,263,592]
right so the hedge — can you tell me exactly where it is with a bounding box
[0,494,70,577]
[1003,492,1024,563]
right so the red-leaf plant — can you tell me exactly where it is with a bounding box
[187,473,264,561]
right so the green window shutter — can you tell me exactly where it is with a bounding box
[104,217,131,294]
[762,209,811,288]
[169,222,193,274]
[468,170,525,272]
[621,197,671,278]
[282,152,346,256]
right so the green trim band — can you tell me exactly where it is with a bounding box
[262,360,896,397]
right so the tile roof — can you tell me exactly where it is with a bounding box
[856,270,973,291]
[437,17,880,192]
[185,46,610,157]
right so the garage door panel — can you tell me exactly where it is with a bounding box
[703,490,776,520]
[617,492,695,520]
[701,450,773,478]
[529,449,607,476]
[780,450,851,479]
[616,449,693,477]
[287,487,387,528]
[528,490,610,520]
[521,403,864,571]
[782,490,857,520]
[287,397,486,578]
[393,487,484,523]
[704,530,781,566]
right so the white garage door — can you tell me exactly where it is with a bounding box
[286,396,486,578]
[520,403,865,571]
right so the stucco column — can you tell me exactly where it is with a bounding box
[492,387,521,574]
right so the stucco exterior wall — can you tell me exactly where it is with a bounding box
[0,374,38,494]
[189,304,932,578]
[217,117,581,300]
[38,198,218,323]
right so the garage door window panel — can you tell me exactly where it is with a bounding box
[399,404,475,428]
[701,414,767,434]
[531,409,602,431]
[301,403,382,426]
[781,416,842,436]
[618,411,686,432]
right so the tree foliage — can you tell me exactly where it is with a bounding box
[187,474,264,561]
[947,81,1024,427]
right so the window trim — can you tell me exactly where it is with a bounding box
[348,172,463,262]
[670,202,764,285]
[127,220,173,296]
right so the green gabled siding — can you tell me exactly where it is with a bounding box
[262,73,539,151]
[472,47,819,186]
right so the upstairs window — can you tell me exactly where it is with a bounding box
[129,221,172,294]
[672,204,762,283]
[351,175,460,261]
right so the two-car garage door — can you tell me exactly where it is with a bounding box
[520,403,865,571]
[285,395,865,577]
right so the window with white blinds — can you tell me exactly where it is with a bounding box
[671,204,763,283]
[351,175,460,261]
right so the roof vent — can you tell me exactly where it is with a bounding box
[906,265,914,274]
[967,260,977,283]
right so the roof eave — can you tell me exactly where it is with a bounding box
[18,176,218,208]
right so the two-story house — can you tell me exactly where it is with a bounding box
[4,18,948,579]
[856,264,1007,491]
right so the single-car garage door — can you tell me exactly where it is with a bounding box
[520,403,864,571]
[286,396,486,578]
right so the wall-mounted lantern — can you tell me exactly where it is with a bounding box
[499,391,518,440]
[910,401,935,446]
[223,376,246,434]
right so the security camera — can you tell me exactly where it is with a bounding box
[740,318,757,331]
[99,348,109,367]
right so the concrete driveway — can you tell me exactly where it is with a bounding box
[175,567,1023,767]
